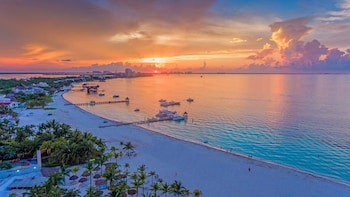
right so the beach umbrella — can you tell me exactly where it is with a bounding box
[95,179,107,186]
[78,177,88,183]
[128,188,137,195]
[69,175,78,181]
[93,174,101,179]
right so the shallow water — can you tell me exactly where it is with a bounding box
[64,74,350,183]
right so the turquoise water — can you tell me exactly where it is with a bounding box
[64,74,350,183]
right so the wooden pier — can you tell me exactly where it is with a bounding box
[99,117,173,128]
[65,99,129,106]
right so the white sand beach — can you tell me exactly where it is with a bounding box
[16,92,350,197]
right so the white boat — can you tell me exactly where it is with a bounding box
[186,98,194,102]
[171,114,185,121]
[156,109,176,118]
[160,101,180,107]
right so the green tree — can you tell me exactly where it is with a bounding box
[84,186,102,197]
[171,181,186,197]
[86,160,96,187]
[96,153,109,175]
[149,171,156,185]
[64,188,81,197]
[103,162,117,189]
[192,189,202,197]
[161,183,171,197]
[123,142,134,158]
[149,182,160,197]
[60,164,71,185]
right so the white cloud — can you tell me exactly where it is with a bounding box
[229,37,247,43]
[109,32,146,42]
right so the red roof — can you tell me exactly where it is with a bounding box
[0,102,11,106]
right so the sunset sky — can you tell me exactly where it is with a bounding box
[1,0,350,73]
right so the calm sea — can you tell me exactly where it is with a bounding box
[63,74,350,184]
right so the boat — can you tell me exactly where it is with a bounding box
[160,101,180,107]
[186,98,194,102]
[98,93,105,96]
[159,99,166,103]
[171,114,185,121]
[134,108,140,112]
[156,109,176,118]
[113,95,119,98]
[154,110,186,121]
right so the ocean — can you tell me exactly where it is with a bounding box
[63,74,350,184]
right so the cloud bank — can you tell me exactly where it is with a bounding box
[247,17,350,72]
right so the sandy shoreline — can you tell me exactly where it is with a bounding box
[15,92,350,196]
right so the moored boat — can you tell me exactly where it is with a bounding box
[160,100,180,107]
[186,98,194,102]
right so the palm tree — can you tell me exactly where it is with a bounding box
[40,140,55,155]
[161,183,171,197]
[103,163,117,189]
[14,127,28,143]
[85,160,96,187]
[171,181,186,197]
[123,142,134,158]
[64,188,81,197]
[149,171,156,184]
[46,119,60,134]
[111,181,128,197]
[110,146,119,162]
[56,123,71,138]
[123,163,130,184]
[27,185,44,197]
[46,172,64,187]
[138,171,147,196]
[149,182,160,197]
[60,164,71,185]
[131,172,143,197]
[96,153,109,175]
[38,122,47,132]
[85,186,102,197]
[192,189,202,197]
[8,192,18,197]
[181,189,190,196]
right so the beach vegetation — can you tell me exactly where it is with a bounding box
[0,160,11,169]
[1,119,202,197]
[122,141,135,158]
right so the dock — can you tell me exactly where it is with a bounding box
[65,99,129,106]
[99,117,173,128]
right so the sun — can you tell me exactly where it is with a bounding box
[154,70,158,73]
